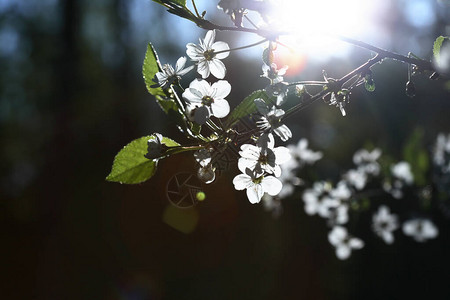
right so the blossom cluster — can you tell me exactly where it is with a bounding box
[138,10,445,262]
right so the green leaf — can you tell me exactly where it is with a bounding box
[143,43,165,97]
[106,135,181,184]
[171,0,186,6]
[106,136,158,184]
[433,36,449,61]
[226,90,272,128]
[143,43,181,115]
[152,0,186,7]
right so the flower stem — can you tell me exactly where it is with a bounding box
[213,39,268,55]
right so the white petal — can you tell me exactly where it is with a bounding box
[178,65,194,76]
[238,158,257,174]
[422,220,438,238]
[328,226,347,245]
[402,220,417,236]
[274,124,292,142]
[273,146,291,165]
[182,88,202,104]
[211,80,231,99]
[197,60,210,78]
[261,176,282,196]
[204,30,216,48]
[210,99,230,118]
[336,246,351,260]
[212,41,230,59]
[382,232,394,244]
[349,237,364,249]
[189,78,211,96]
[209,59,227,79]
[233,174,252,190]
[186,43,204,60]
[246,184,264,204]
[239,144,261,160]
[175,56,187,72]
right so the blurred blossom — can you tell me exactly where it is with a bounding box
[287,138,323,166]
[372,205,399,244]
[391,161,414,185]
[344,169,368,190]
[402,218,439,242]
[353,148,381,176]
[328,226,364,260]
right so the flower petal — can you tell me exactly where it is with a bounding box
[175,56,187,72]
[274,146,291,165]
[233,174,252,190]
[336,246,351,260]
[186,43,204,61]
[349,237,364,249]
[203,30,216,48]
[261,176,282,196]
[246,184,264,204]
[238,158,257,174]
[209,59,227,79]
[211,80,231,99]
[189,78,211,96]
[212,41,230,59]
[197,60,210,78]
[210,99,230,118]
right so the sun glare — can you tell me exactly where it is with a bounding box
[276,0,374,37]
[268,0,378,68]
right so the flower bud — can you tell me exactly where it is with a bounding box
[197,165,216,184]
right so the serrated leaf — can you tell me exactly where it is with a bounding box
[433,36,449,61]
[106,136,158,184]
[106,135,181,184]
[226,90,272,128]
[143,43,165,97]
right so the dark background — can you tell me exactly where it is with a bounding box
[1,0,450,299]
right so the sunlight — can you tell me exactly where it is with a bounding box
[274,0,375,37]
[268,0,378,69]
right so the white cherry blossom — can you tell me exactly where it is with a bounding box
[255,98,292,141]
[154,56,193,89]
[182,79,231,124]
[302,182,338,218]
[372,205,399,244]
[353,148,382,176]
[238,133,291,177]
[233,165,283,204]
[288,138,323,166]
[344,168,367,190]
[328,226,364,260]
[261,63,288,84]
[391,161,414,185]
[402,218,439,242]
[186,30,230,79]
